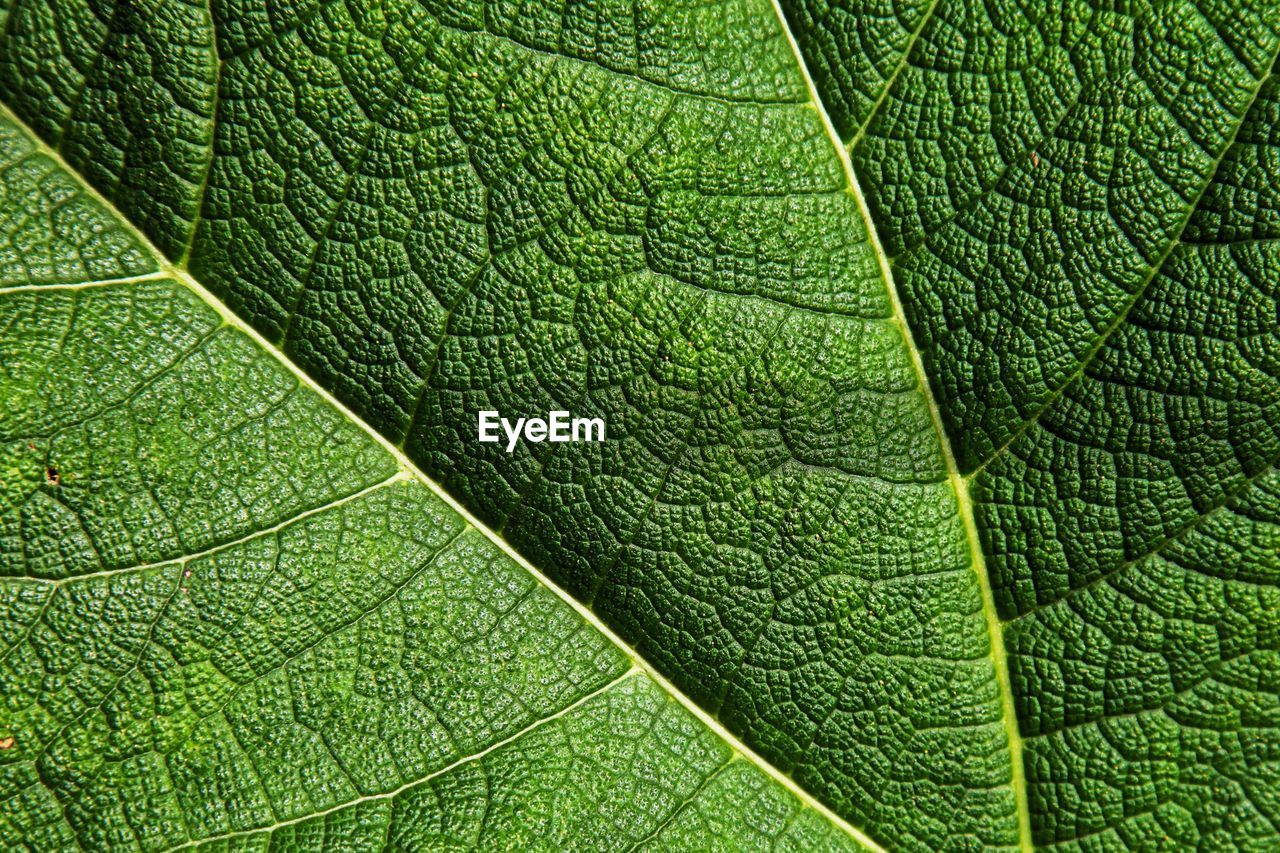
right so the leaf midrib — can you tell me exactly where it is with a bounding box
[776,5,1280,849]
[0,101,884,851]
[766,2,1035,849]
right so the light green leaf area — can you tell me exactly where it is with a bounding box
[0,0,1278,849]
[0,125,854,850]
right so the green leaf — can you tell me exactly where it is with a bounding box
[0,119,859,850]
[785,2,1280,846]
[0,0,1276,849]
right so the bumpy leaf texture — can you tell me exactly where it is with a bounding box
[0,0,1276,849]
[0,122,855,849]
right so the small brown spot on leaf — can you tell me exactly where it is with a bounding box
[46,467,59,486]
[0,736,14,750]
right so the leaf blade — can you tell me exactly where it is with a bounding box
[0,0,1027,846]
[783,0,1280,846]
[0,112,864,850]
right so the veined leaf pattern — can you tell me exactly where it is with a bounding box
[1,0,1277,848]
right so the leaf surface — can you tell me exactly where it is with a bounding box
[0,116,857,850]
[0,0,1277,849]
[785,0,1280,846]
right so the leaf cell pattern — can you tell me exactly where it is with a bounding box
[0,0,1278,848]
